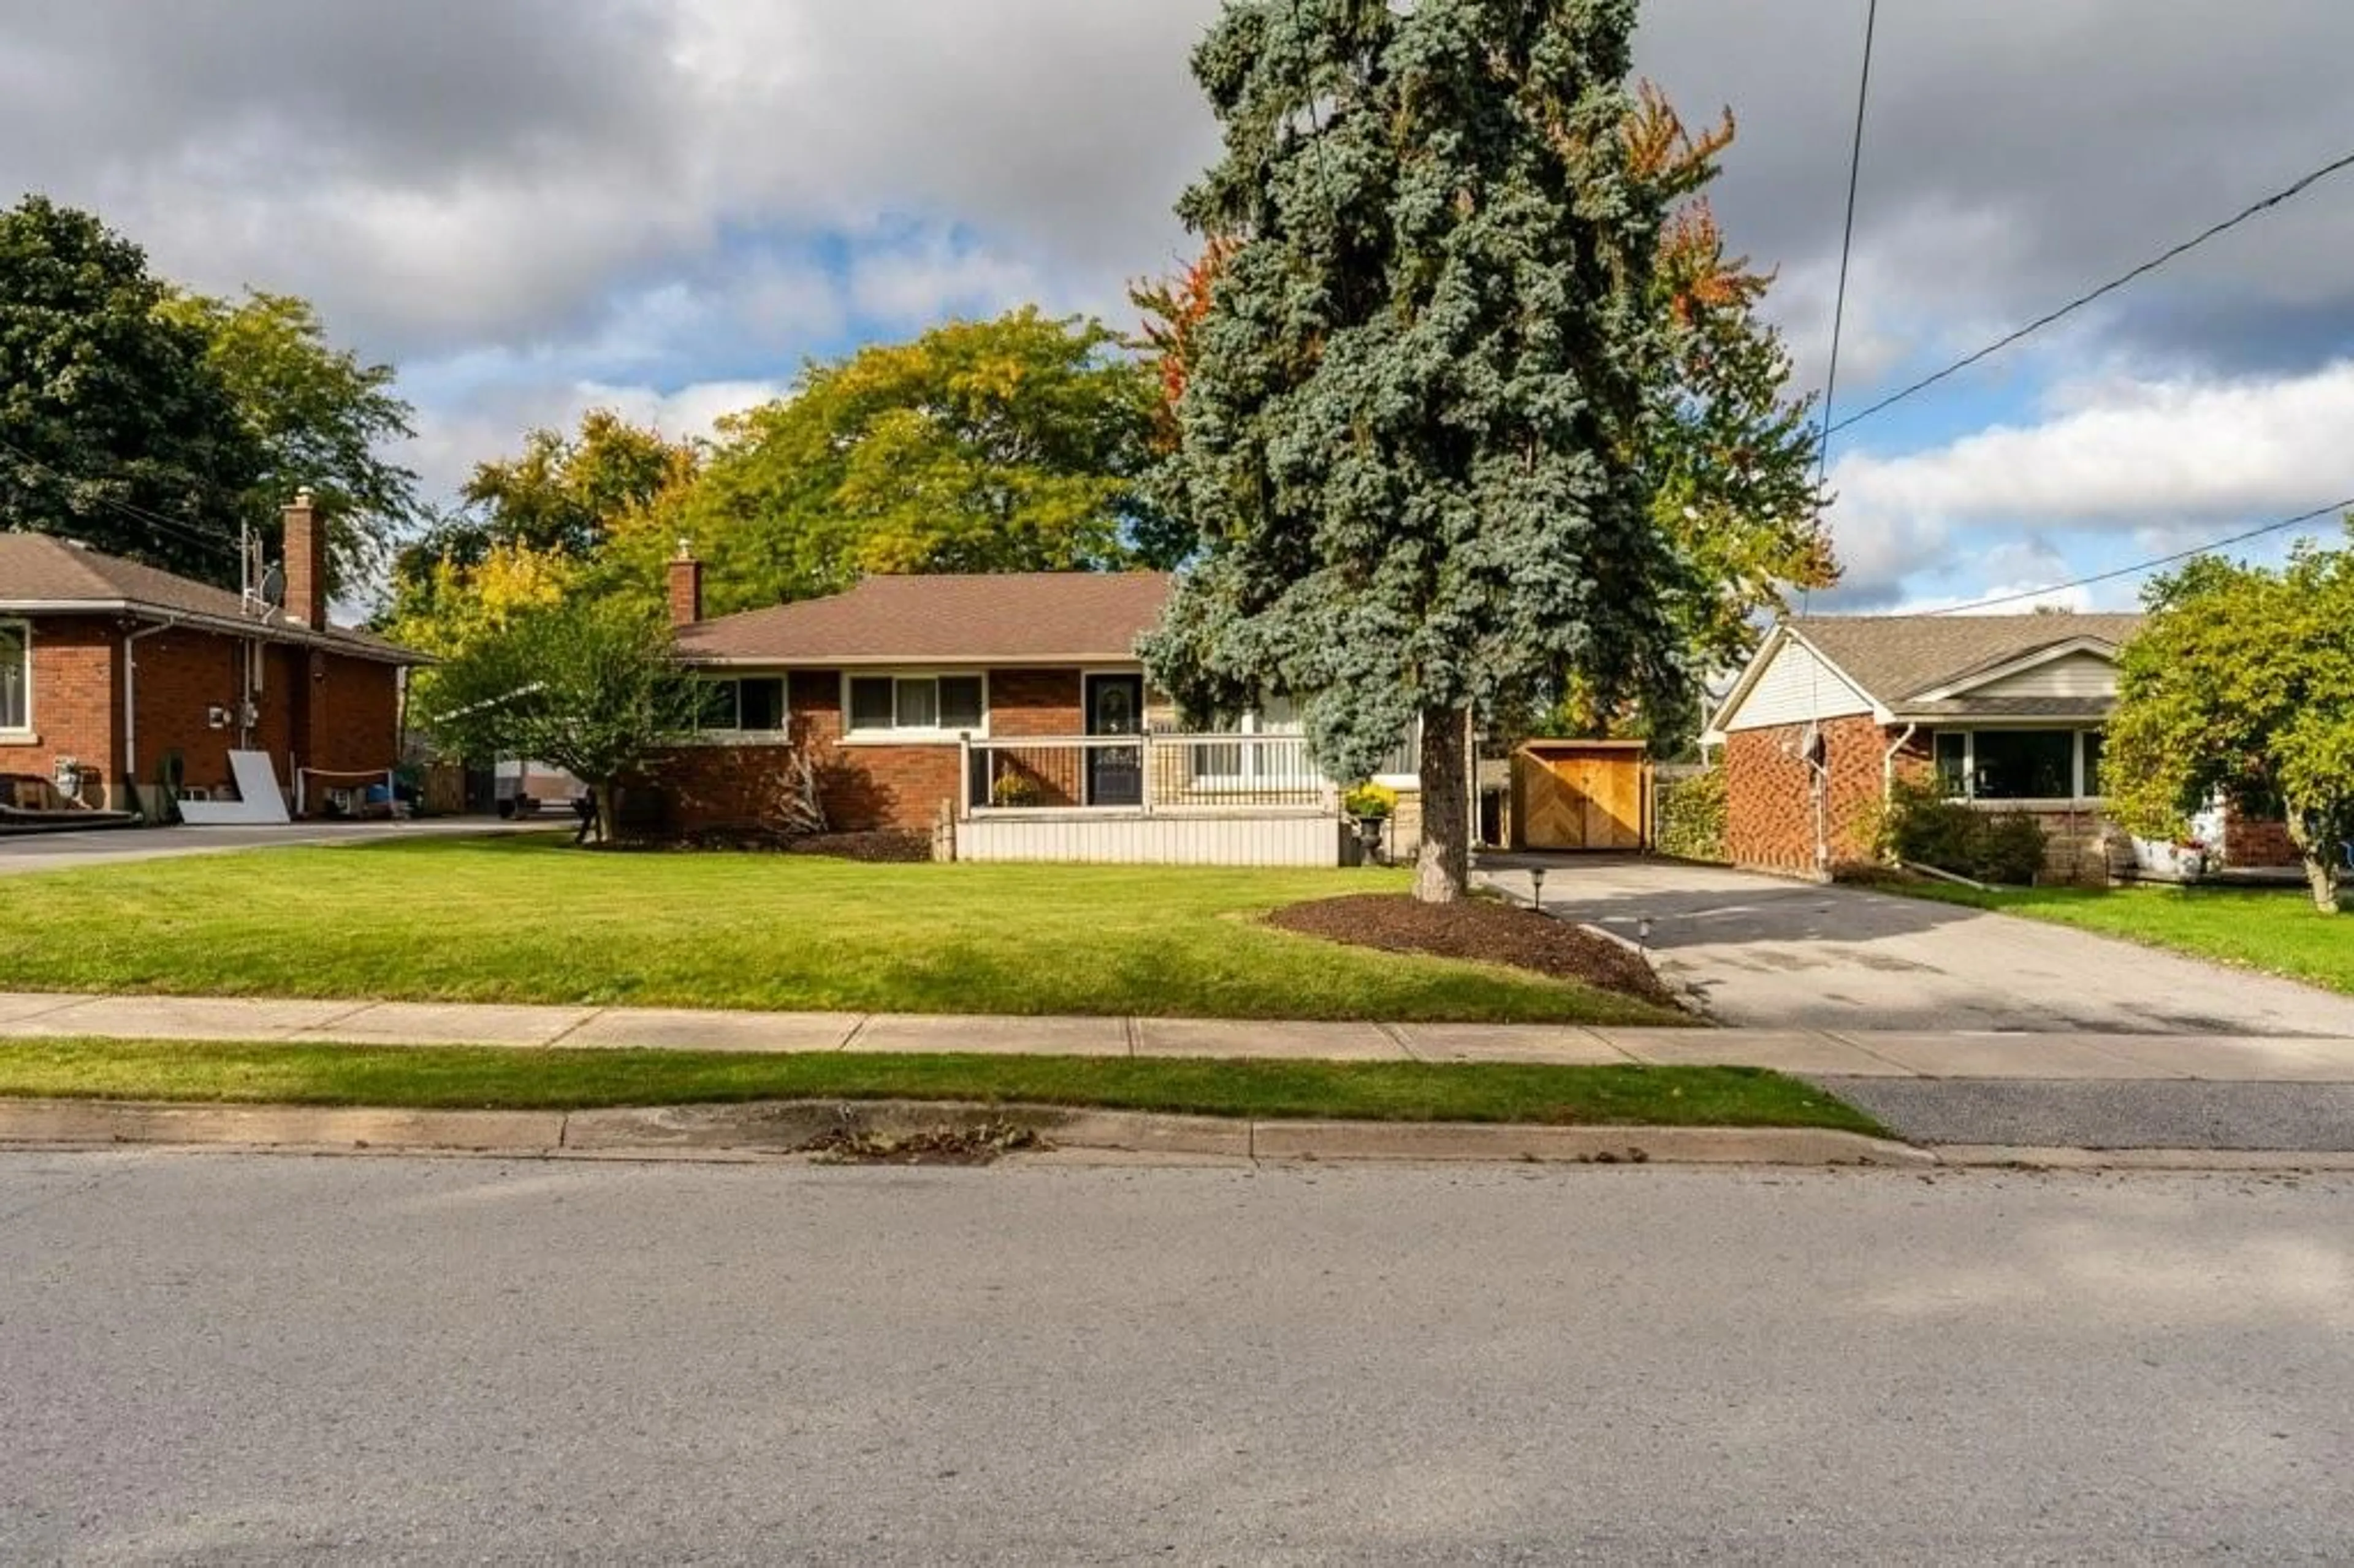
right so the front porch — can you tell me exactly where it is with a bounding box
[954,732,1347,866]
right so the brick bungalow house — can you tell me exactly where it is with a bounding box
[0,495,422,818]
[653,554,1421,864]
[1704,612,2298,883]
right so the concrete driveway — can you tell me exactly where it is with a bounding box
[1479,854,2354,1037]
[0,818,565,876]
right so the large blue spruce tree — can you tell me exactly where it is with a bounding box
[1143,0,1693,900]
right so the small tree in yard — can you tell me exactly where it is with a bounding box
[414,598,698,845]
[2106,536,2354,913]
[1141,0,1696,904]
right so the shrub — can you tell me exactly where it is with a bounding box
[1877,780,2049,885]
[990,772,1042,808]
[1975,810,2051,886]
[1343,782,1398,820]
[1653,769,1727,862]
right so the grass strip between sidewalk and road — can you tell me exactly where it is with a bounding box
[0,1041,1883,1134]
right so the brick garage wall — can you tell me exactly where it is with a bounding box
[2,616,121,806]
[1724,715,1916,875]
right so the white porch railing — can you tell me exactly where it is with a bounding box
[961,732,1336,816]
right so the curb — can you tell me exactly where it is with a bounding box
[1929,1144,2354,1171]
[0,1097,1925,1168]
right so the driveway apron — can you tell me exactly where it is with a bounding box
[1480,854,2354,1037]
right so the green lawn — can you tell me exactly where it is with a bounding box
[0,837,1683,1024]
[0,1040,1874,1132]
[1883,879,2353,995]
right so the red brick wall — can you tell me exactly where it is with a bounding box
[126,626,251,797]
[988,668,1083,736]
[1,616,120,805]
[300,651,403,778]
[5,617,400,813]
[1725,715,1917,876]
[652,668,959,834]
[2223,804,2301,870]
[651,664,1105,835]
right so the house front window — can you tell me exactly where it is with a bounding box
[1931,728,2106,801]
[845,673,986,738]
[696,676,787,734]
[0,620,25,733]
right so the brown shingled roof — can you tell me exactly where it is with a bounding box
[676,572,1176,665]
[0,532,423,664]
[1792,613,2144,704]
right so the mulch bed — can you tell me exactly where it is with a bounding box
[1267,893,1683,1010]
[780,831,932,863]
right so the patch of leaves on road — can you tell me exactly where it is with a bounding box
[1268,894,1682,1011]
[804,1119,1045,1166]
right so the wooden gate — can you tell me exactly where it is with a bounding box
[1512,741,1648,851]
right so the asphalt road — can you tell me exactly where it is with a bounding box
[1825,1077,2354,1150]
[0,818,565,875]
[5,1154,2352,1564]
[1482,854,2354,1036]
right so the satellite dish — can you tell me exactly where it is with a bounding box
[259,563,286,609]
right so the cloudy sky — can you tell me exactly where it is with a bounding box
[6,0,2351,611]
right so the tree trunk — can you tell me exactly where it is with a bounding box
[1413,704,1472,904]
[2304,851,2340,915]
[2285,809,2342,914]
[591,780,620,848]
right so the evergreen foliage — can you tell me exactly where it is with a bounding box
[1141,0,1695,899]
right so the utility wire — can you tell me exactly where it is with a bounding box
[1830,145,2354,435]
[1920,495,2354,617]
[1811,0,1880,487]
[1799,0,1879,870]
[0,433,246,561]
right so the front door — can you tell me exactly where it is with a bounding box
[1084,673,1145,807]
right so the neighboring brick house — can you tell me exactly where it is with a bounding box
[0,495,424,818]
[1704,613,2298,885]
[652,558,1412,864]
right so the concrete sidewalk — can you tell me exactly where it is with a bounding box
[6,991,2354,1082]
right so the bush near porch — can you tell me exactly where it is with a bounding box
[0,837,1686,1025]
[1872,780,2049,886]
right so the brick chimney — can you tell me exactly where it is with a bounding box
[282,489,328,628]
[668,539,704,627]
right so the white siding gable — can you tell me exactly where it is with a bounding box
[1721,636,1873,732]
[1969,649,2119,701]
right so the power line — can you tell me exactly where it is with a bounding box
[1921,495,2354,617]
[1801,0,1878,873]
[0,434,245,561]
[1811,0,1880,485]
[1830,145,2354,436]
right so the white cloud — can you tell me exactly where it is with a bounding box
[1825,360,2354,597]
[403,376,786,500]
